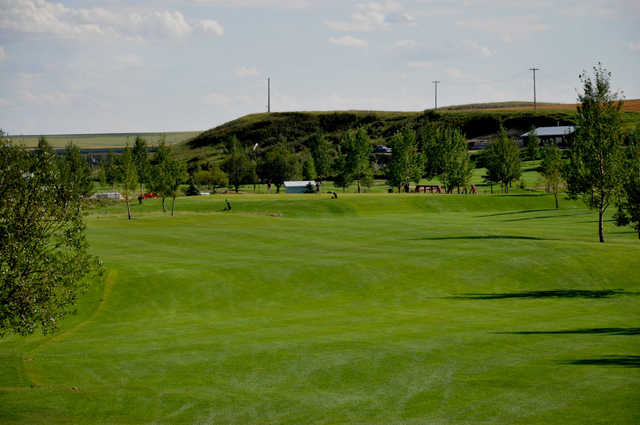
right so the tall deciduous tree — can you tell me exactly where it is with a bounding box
[222,136,255,193]
[149,142,171,212]
[310,132,332,182]
[344,128,373,193]
[566,63,625,243]
[119,146,139,220]
[439,127,474,193]
[302,151,317,181]
[484,125,522,193]
[387,127,423,193]
[541,144,564,208]
[59,142,93,200]
[132,136,150,197]
[1,133,103,336]
[259,139,299,193]
[195,165,228,193]
[614,128,640,239]
[526,125,540,160]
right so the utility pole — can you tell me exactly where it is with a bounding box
[432,80,440,110]
[529,67,539,112]
[267,77,271,113]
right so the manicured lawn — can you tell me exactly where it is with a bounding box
[1,194,638,424]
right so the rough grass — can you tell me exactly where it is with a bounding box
[0,194,638,424]
[8,131,200,149]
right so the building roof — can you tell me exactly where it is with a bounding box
[521,126,576,138]
[283,181,316,187]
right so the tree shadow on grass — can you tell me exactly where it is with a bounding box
[502,212,590,222]
[495,328,640,336]
[450,289,636,300]
[563,356,640,368]
[477,209,552,218]
[414,235,545,241]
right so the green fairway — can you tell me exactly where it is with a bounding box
[1,194,639,424]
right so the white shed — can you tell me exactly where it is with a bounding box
[283,181,317,194]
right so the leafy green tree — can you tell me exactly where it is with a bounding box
[258,137,299,193]
[104,151,120,189]
[167,158,187,216]
[526,125,540,160]
[302,151,317,181]
[387,127,423,192]
[195,165,228,193]
[484,125,522,193]
[0,132,103,336]
[418,123,444,180]
[439,127,474,193]
[222,136,255,192]
[332,146,352,191]
[59,142,93,199]
[566,63,625,243]
[344,128,373,193]
[541,144,564,208]
[310,132,332,181]
[132,136,150,197]
[119,146,139,220]
[615,128,640,239]
[149,142,171,212]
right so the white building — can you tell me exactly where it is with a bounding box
[283,181,317,194]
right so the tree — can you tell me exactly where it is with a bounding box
[149,142,171,212]
[59,142,93,199]
[195,165,228,193]
[439,127,474,193]
[259,139,299,193]
[614,128,640,239]
[104,151,120,189]
[132,136,150,197]
[344,128,373,193]
[302,151,317,181]
[310,132,332,182]
[222,136,255,193]
[1,133,102,336]
[167,158,187,216]
[119,146,139,220]
[526,125,540,160]
[484,125,522,193]
[185,176,200,196]
[387,127,423,193]
[332,146,353,191]
[566,63,625,243]
[541,144,564,208]
[418,123,445,180]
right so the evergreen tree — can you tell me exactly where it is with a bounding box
[615,128,640,239]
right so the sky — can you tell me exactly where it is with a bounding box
[1,0,639,134]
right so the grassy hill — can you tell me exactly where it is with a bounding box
[8,131,200,150]
[176,101,640,165]
[1,194,638,424]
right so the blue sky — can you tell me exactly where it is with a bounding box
[1,0,639,134]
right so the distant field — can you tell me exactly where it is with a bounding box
[440,99,640,113]
[8,131,201,149]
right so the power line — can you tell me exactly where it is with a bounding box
[433,80,440,109]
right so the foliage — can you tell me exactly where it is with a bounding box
[387,127,423,192]
[132,136,150,195]
[484,125,522,192]
[222,136,256,193]
[418,123,444,179]
[195,165,228,193]
[566,63,625,242]
[0,133,102,336]
[615,128,640,238]
[149,142,171,212]
[302,151,317,181]
[259,138,300,193]
[343,128,373,193]
[59,142,93,199]
[526,125,540,160]
[104,151,120,189]
[541,144,564,208]
[119,146,139,220]
[438,127,474,193]
[185,176,201,196]
[309,132,332,181]
[332,147,352,191]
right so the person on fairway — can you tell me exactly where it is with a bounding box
[225,199,232,211]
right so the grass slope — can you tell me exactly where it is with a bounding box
[1,194,639,424]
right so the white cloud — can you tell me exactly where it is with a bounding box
[629,42,640,52]
[407,60,433,69]
[0,46,6,61]
[394,39,418,49]
[190,0,311,8]
[326,1,414,32]
[461,40,494,57]
[235,66,260,77]
[197,19,224,35]
[329,35,368,49]
[0,0,223,40]
[456,16,551,43]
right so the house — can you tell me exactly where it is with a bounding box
[283,181,317,194]
[520,126,576,147]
